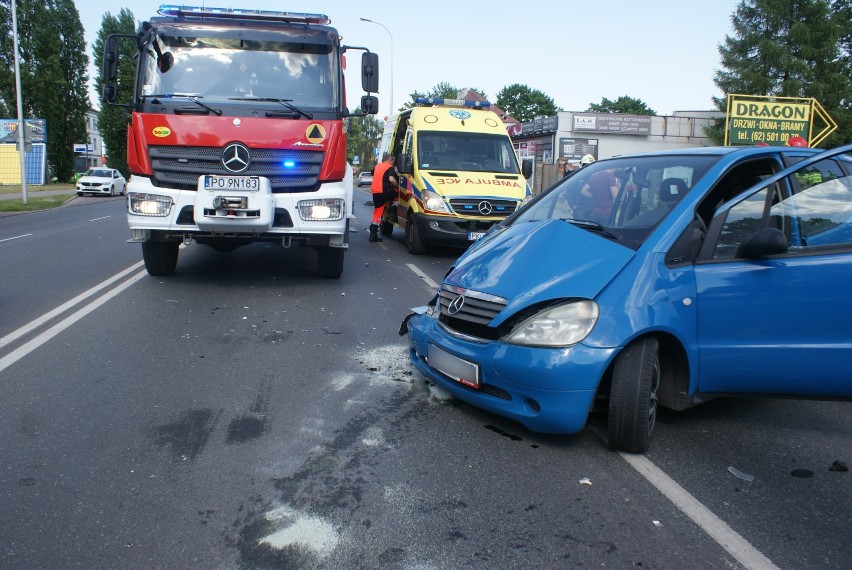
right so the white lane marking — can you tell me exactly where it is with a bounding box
[620,452,780,570]
[0,261,144,350]
[406,263,439,290]
[0,233,33,243]
[0,269,147,373]
[88,216,111,222]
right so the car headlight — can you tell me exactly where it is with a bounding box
[421,190,450,213]
[504,300,599,347]
[297,198,345,221]
[129,193,173,217]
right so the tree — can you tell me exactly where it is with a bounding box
[346,113,384,172]
[0,0,89,181]
[587,96,656,115]
[401,82,487,110]
[495,84,557,123]
[708,0,850,146]
[93,9,137,177]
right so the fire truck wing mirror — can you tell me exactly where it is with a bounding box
[522,158,533,179]
[158,51,174,73]
[360,95,379,115]
[103,35,120,82]
[102,84,118,105]
[361,52,379,93]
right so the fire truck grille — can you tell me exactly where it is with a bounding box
[147,146,324,193]
[448,198,518,218]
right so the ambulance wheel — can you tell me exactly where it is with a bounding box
[317,247,344,279]
[142,241,179,276]
[405,215,427,255]
[380,220,394,236]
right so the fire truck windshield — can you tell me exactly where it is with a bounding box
[138,35,338,111]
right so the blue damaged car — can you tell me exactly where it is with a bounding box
[401,143,852,453]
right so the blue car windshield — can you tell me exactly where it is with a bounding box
[513,155,718,244]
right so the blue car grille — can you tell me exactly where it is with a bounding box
[438,284,507,340]
[147,146,324,193]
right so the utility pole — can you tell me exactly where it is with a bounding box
[11,0,28,204]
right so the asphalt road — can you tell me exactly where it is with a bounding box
[0,191,849,569]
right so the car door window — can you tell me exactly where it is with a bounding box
[711,153,852,259]
[712,188,772,259]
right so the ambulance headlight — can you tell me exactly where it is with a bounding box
[298,198,345,221]
[129,193,173,217]
[422,190,449,213]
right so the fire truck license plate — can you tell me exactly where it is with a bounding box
[204,175,259,191]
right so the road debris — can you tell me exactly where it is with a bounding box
[727,466,755,482]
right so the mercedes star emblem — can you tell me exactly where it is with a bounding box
[478,201,493,215]
[447,295,466,316]
[222,143,250,173]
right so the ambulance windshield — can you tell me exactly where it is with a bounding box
[417,132,520,174]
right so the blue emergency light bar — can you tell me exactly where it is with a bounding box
[157,5,331,25]
[414,97,491,109]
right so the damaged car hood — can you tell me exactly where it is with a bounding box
[445,219,635,324]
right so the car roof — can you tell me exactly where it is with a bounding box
[598,145,822,163]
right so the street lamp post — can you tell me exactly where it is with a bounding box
[359,17,393,117]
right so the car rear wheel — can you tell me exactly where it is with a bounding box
[405,214,427,255]
[141,241,179,276]
[607,337,660,453]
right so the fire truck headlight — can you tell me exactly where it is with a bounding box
[298,198,345,221]
[129,193,173,217]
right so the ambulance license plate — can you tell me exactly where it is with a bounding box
[204,175,259,191]
[427,344,479,388]
[468,231,486,241]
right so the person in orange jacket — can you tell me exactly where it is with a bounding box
[369,153,399,242]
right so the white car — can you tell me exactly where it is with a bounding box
[76,168,126,197]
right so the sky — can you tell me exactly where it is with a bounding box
[79,0,743,119]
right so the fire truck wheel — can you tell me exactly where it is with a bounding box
[142,241,179,276]
[317,247,344,279]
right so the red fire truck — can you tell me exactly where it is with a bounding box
[102,5,379,278]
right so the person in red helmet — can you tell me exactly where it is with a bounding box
[786,136,808,147]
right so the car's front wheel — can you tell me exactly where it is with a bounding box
[607,337,660,453]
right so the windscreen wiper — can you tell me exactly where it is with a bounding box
[144,94,222,116]
[229,97,313,119]
[562,218,619,239]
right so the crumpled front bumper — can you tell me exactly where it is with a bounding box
[402,310,617,434]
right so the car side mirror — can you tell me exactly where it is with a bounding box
[522,158,533,179]
[736,227,788,259]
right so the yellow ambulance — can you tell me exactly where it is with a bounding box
[378,98,532,253]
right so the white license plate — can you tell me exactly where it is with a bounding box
[427,344,480,388]
[468,231,486,241]
[204,175,259,191]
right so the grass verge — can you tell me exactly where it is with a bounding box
[0,184,74,195]
[0,195,72,212]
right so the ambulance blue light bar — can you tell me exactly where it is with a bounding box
[414,97,491,109]
[157,5,331,25]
